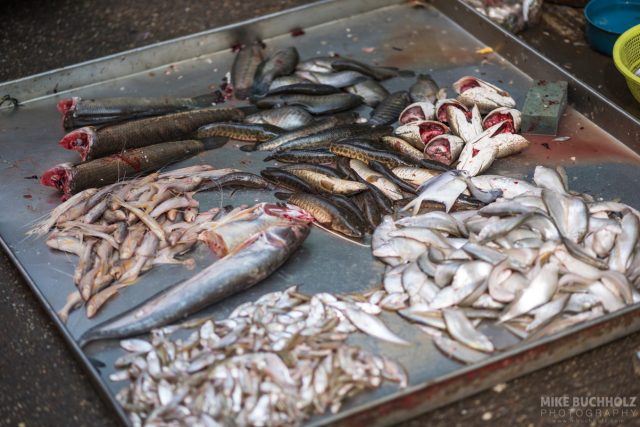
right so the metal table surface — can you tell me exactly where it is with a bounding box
[0,2,638,425]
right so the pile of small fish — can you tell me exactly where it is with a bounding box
[112,286,407,426]
[30,165,302,320]
[373,165,640,364]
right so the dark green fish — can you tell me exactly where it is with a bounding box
[254,93,362,115]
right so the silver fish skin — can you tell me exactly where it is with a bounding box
[402,171,467,214]
[609,211,639,273]
[430,261,492,309]
[443,308,494,352]
[500,262,559,322]
[245,106,313,131]
[470,175,541,199]
[526,294,570,332]
[342,307,410,345]
[78,223,310,345]
[432,334,489,364]
[533,165,568,194]
[346,79,389,107]
[542,189,588,244]
[295,70,367,88]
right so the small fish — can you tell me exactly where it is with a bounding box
[256,113,357,151]
[443,308,494,352]
[402,171,467,214]
[409,74,440,103]
[231,41,264,99]
[245,106,313,130]
[329,143,413,169]
[252,47,299,95]
[342,307,410,345]
[295,70,367,88]
[288,169,367,195]
[500,262,559,322]
[330,58,407,80]
[255,92,363,115]
[275,124,385,152]
[195,122,282,142]
[432,334,489,364]
[278,192,364,238]
[349,159,404,200]
[609,211,639,273]
[380,136,424,163]
[264,149,337,164]
[346,79,389,107]
[265,82,341,96]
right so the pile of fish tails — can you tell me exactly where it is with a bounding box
[113,286,407,426]
[373,165,640,364]
[30,165,274,320]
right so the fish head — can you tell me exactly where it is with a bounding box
[453,76,511,97]
[56,97,78,114]
[262,203,315,224]
[40,163,73,195]
[399,102,435,124]
[58,127,96,161]
[482,107,521,133]
[435,98,470,122]
[424,134,464,165]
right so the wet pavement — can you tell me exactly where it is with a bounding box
[1,1,639,426]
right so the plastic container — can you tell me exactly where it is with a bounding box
[613,24,640,103]
[584,0,640,56]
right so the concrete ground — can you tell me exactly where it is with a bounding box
[1,1,639,426]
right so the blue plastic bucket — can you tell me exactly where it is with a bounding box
[585,0,640,56]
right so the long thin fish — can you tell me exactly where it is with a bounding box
[41,140,205,195]
[57,94,221,129]
[59,107,243,160]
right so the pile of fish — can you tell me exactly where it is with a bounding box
[30,165,315,322]
[373,165,640,363]
[43,105,246,197]
[112,286,407,426]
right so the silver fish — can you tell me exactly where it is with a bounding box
[500,262,559,322]
[442,308,494,352]
[432,334,489,364]
[342,307,410,345]
[79,222,310,345]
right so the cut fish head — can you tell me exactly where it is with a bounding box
[399,101,436,124]
[482,107,521,133]
[58,127,96,161]
[435,98,470,122]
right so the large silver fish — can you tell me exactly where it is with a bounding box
[79,221,310,345]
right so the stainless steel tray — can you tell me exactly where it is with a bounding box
[2,1,640,426]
